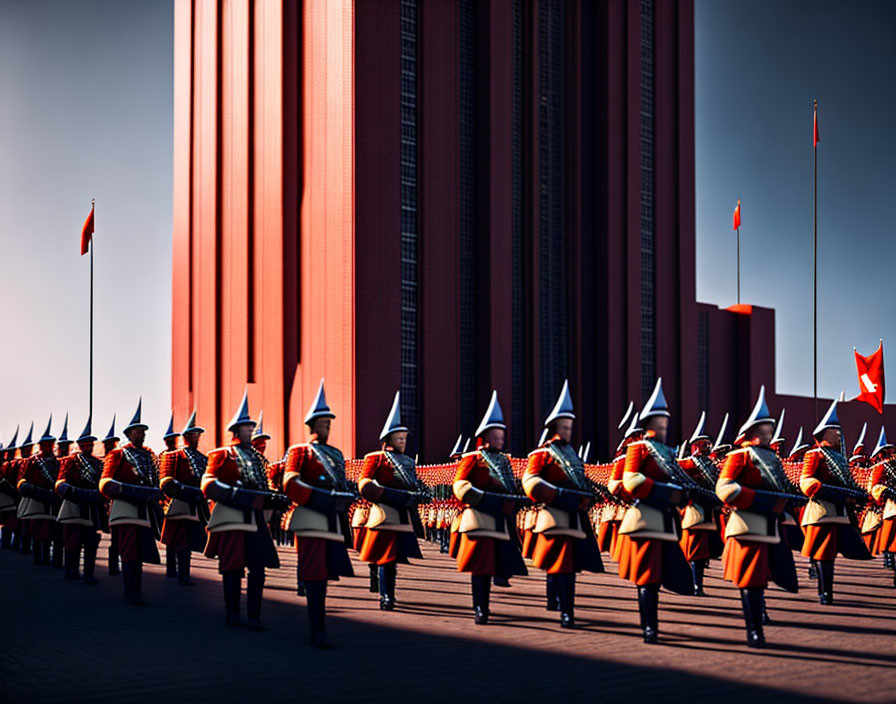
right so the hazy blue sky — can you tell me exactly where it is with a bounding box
[0,0,893,449]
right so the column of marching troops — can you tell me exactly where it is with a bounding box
[1,376,895,651]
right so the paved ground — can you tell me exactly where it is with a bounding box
[1,536,894,703]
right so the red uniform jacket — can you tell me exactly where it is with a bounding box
[18,452,60,492]
[99,444,158,498]
[160,448,202,491]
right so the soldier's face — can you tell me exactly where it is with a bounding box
[39,440,55,454]
[103,440,117,453]
[164,436,179,451]
[57,443,72,456]
[78,441,95,456]
[752,422,774,447]
[312,418,331,443]
[551,419,573,443]
[20,446,33,458]
[647,416,668,444]
[691,439,709,456]
[389,431,408,453]
[127,428,145,447]
[235,425,253,444]
[822,428,841,446]
[183,431,201,448]
[484,428,505,451]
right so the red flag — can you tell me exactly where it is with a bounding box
[732,199,741,230]
[80,204,94,256]
[813,101,819,148]
[854,341,885,413]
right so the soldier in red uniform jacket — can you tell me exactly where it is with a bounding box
[55,415,105,584]
[13,423,35,556]
[0,426,21,551]
[453,392,528,625]
[800,400,872,605]
[159,413,181,579]
[159,411,209,586]
[99,399,163,605]
[619,379,695,643]
[101,415,121,576]
[677,411,723,596]
[358,391,425,611]
[18,417,62,567]
[283,380,355,648]
[201,390,289,630]
[523,380,604,629]
[866,428,896,586]
[716,386,800,648]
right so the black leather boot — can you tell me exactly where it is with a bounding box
[638,585,659,644]
[83,539,98,585]
[740,588,765,647]
[471,575,490,625]
[545,574,559,611]
[306,580,333,649]
[808,558,818,580]
[177,549,195,586]
[52,534,64,569]
[296,561,306,597]
[379,564,396,610]
[108,534,120,575]
[222,571,245,627]
[129,562,145,605]
[64,549,81,580]
[761,592,771,624]
[121,561,132,600]
[166,548,177,578]
[884,551,894,570]
[691,560,706,596]
[247,568,266,631]
[557,573,576,628]
[368,563,379,593]
[20,533,31,556]
[818,559,834,604]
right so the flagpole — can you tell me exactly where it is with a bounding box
[90,198,94,420]
[736,225,741,305]
[813,100,818,419]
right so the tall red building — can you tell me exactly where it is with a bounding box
[172,0,894,461]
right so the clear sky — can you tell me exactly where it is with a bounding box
[0,0,893,449]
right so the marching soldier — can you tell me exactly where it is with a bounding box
[14,423,35,556]
[619,379,695,643]
[160,413,181,579]
[99,399,163,605]
[523,381,604,629]
[607,408,642,564]
[677,411,723,596]
[866,428,896,587]
[597,403,633,557]
[0,427,20,550]
[800,400,873,605]
[716,386,800,648]
[159,411,209,587]
[201,390,289,630]
[101,415,121,575]
[453,392,528,625]
[56,415,105,583]
[358,391,425,611]
[18,416,62,567]
[283,380,355,649]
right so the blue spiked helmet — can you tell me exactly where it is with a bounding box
[163,412,180,440]
[618,401,634,430]
[812,399,841,438]
[21,422,35,448]
[252,411,271,441]
[475,390,507,437]
[77,413,97,443]
[688,411,709,445]
[379,391,407,442]
[544,379,575,426]
[872,427,893,458]
[770,409,786,446]
[305,378,336,426]
[227,388,257,432]
[737,385,775,442]
[57,413,70,443]
[640,378,670,421]
[181,410,205,435]
[103,415,120,443]
[6,425,19,450]
[449,434,464,458]
[789,428,809,458]
[123,398,149,435]
[39,414,56,443]
[711,413,731,453]
[851,422,868,458]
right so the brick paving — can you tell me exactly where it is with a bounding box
[1,537,894,703]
